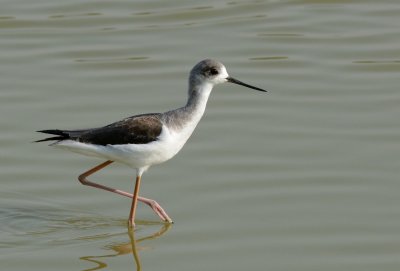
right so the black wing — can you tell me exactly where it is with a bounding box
[36,113,163,145]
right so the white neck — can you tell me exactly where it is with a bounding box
[185,82,213,121]
[163,82,213,133]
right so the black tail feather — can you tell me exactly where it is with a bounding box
[37,129,67,136]
[35,129,70,142]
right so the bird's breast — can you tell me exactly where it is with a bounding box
[157,121,198,159]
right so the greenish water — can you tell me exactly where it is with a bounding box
[1,0,400,270]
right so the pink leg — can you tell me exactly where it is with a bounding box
[128,175,141,227]
[78,160,173,223]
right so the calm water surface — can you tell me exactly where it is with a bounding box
[1,0,400,270]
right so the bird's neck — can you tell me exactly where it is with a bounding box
[164,82,213,131]
[185,82,213,116]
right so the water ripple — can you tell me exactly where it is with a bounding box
[0,194,139,255]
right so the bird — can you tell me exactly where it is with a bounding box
[36,59,266,227]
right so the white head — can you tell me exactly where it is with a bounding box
[188,59,267,94]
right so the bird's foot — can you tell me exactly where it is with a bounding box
[128,219,136,228]
[139,197,173,223]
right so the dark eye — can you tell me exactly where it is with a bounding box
[210,68,219,75]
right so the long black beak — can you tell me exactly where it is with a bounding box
[226,77,267,92]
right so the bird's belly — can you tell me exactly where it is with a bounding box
[108,139,183,168]
[110,125,192,168]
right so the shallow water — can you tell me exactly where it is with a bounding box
[1,0,400,270]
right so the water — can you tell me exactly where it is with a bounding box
[1,0,400,270]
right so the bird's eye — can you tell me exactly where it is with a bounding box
[210,68,219,75]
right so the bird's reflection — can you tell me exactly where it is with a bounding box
[80,221,172,271]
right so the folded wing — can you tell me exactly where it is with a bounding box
[36,113,163,145]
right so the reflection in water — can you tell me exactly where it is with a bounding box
[0,197,172,270]
[80,222,171,271]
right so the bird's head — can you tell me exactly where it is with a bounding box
[189,59,267,93]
